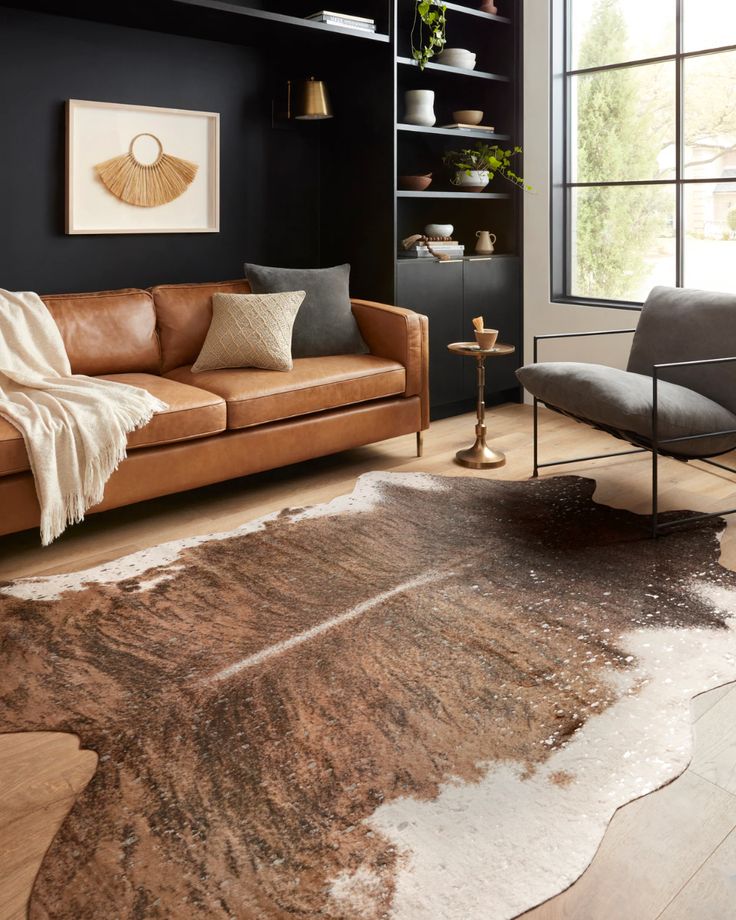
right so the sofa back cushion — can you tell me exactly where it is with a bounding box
[41,288,160,376]
[627,285,736,415]
[151,279,251,373]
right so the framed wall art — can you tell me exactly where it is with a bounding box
[66,99,220,235]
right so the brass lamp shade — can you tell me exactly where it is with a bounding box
[290,77,333,120]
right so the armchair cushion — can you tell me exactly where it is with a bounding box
[628,286,736,414]
[517,362,736,458]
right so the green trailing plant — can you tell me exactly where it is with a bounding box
[442,143,531,190]
[728,208,736,235]
[411,0,447,71]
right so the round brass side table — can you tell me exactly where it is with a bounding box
[447,341,516,469]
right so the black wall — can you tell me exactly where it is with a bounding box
[0,7,322,293]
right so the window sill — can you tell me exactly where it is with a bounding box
[551,295,644,312]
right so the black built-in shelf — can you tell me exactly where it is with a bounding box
[397,190,511,199]
[0,0,392,46]
[394,0,523,417]
[174,0,391,41]
[442,2,512,24]
[397,123,511,141]
[396,56,510,82]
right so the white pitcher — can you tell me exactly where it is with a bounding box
[475,230,496,253]
[404,90,436,127]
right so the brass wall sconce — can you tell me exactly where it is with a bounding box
[287,77,333,120]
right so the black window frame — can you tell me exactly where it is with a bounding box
[551,0,736,310]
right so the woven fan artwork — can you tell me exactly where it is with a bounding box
[95,133,199,208]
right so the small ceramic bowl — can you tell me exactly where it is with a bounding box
[437,47,476,57]
[439,52,476,64]
[425,223,454,238]
[453,110,484,125]
[435,48,476,70]
[398,174,432,191]
[475,328,499,349]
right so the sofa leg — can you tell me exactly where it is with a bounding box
[532,397,539,477]
[416,431,424,458]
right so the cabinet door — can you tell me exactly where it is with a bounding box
[396,259,465,409]
[462,256,522,395]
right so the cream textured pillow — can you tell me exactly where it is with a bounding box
[191,290,305,373]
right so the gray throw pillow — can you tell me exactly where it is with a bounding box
[244,263,368,358]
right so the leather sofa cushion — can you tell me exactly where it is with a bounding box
[165,354,406,429]
[151,279,251,373]
[0,374,226,476]
[100,374,227,448]
[41,289,160,375]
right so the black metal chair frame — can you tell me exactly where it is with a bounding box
[532,329,736,537]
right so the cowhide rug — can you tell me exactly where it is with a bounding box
[2,472,736,919]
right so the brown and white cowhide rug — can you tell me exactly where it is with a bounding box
[2,472,736,919]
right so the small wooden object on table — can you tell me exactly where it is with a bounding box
[447,341,516,468]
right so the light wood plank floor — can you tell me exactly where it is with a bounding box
[1,405,735,920]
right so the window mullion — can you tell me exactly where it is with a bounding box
[566,42,736,79]
[675,0,684,288]
[564,0,572,298]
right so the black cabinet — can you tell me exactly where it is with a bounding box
[462,256,521,397]
[396,255,521,418]
[396,259,465,407]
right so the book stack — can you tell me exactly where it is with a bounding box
[400,239,465,259]
[306,11,377,32]
[440,123,497,133]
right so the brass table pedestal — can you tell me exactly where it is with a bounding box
[447,341,516,469]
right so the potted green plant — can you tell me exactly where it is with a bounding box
[411,0,448,71]
[442,143,529,192]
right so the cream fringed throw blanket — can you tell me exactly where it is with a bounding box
[0,289,167,545]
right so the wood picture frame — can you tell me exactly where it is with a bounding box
[66,99,220,235]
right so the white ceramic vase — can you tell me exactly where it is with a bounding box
[404,89,436,127]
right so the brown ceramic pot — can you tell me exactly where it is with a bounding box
[398,174,432,191]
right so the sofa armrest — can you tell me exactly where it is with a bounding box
[351,299,429,429]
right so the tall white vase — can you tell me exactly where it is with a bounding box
[404,89,436,127]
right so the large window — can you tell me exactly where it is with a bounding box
[553,0,736,306]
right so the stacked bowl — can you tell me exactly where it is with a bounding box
[434,48,477,70]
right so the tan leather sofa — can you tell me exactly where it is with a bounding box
[0,279,429,538]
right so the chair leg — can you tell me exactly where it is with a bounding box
[651,375,659,538]
[532,397,539,477]
[416,431,424,458]
[652,447,659,538]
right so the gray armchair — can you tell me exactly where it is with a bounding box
[516,286,736,536]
